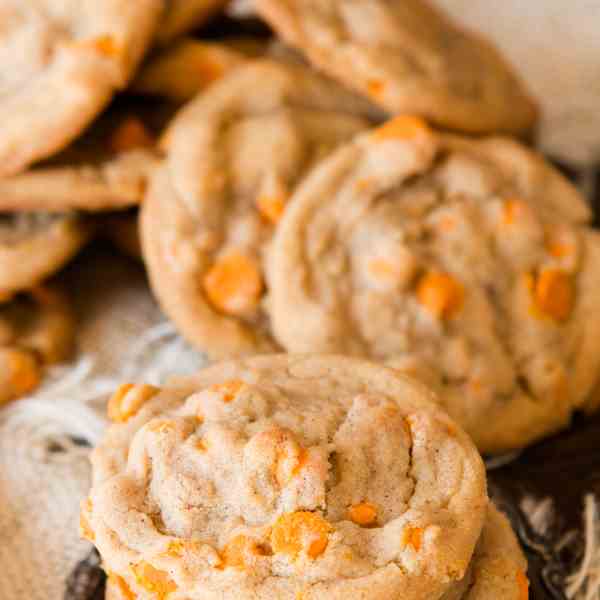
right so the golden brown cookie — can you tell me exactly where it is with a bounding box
[157,0,229,45]
[0,0,163,176]
[0,213,90,297]
[442,505,528,599]
[268,116,598,453]
[86,354,487,600]
[132,38,263,103]
[255,0,538,135]
[0,286,75,406]
[141,60,379,358]
[104,503,528,600]
[0,100,166,212]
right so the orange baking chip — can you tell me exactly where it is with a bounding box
[348,502,378,527]
[372,115,432,142]
[533,269,574,322]
[131,562,177,599]
[271,512,332,560]
[416,272,464,319]
[402,526,423,552]
[107,384,160,423]
[203,253,264,316]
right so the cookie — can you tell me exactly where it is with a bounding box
[0,0,163,177]
[441,505,528,600]
[141,60,379,358]
[103,503,528,600]
[0,213,90,297]
[132,38,262,103]
[268,116,599,453]
[157,0,229,45]
[255,0,538,135]
[0,99,166,212]
[85,354,487,600]
[0,286,75,406]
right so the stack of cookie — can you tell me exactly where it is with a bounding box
[84,356,528,600]
[2,1,597,598]
[0,1,258,405]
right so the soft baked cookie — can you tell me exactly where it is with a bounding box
[132,38,263,103]
[141,60,380,358]
[0,286,75,405]
[103,502,529,600]
[255,0,538,135]
[84,354,487,600]
[0,100,166,212]
[268,116,600,453]
[0,213,90,297]
[0,0,163,177]
[103,504,529,600]
[442,505,528,600]
[157,0,229,45]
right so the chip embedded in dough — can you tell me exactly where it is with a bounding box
[0,0,164,176]
[87,355,488,600]
[0,285,75,406]
[255,0,538,135]
[141,60,380,358]
[268,117,599,453]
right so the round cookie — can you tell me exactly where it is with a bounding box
[255,0,538,135]
[132,38,263,103]
[141,60,379,358]
[0,213,90,297]
[442,505,528,600]
[0,286,75,405]
[85,355,487,600]
[103,504,529,600]
[267,116,600,453]
[157,0,229,45]
[0,0,163,177]
[0,100,167,212]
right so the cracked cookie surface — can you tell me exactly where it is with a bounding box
[255,0,537,135]
[0,0,163,176]
[87,355,487,600]
[268,117,600,453]
[141,60,379,358]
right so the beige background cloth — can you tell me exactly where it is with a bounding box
[1,2,600,598]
